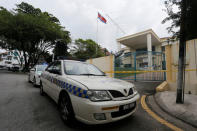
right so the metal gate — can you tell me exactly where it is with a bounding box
[114,51,166,81]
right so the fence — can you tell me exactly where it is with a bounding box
[114,51,166,81]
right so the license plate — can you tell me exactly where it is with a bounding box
[122,103,135,110]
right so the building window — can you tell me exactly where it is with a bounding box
[152,46,155,51]
[124,52,131,57]
[124,64,132,68]
[136,46,155,52]
[136,48,147,52]
[162,46,165,52]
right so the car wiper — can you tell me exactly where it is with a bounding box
[79,73,105,76]
[79,73,96,76]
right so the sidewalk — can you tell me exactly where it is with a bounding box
[154,91,197,127]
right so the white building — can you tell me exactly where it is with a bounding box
[116,29,165,70]
[0,50,22,69]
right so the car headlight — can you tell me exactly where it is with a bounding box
[132,86,137,94]
[87,90,111,102]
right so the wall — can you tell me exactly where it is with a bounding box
[155,45,161,52]
[86,55,114,77]
[166,39,197,95]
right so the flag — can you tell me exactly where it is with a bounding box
[98,12,107,24]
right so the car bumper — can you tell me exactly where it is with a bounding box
[70,93,140,125]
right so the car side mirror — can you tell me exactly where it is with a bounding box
[53,69,61,75]
[102,72,106,76]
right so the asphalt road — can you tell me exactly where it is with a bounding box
[0,70,171,131]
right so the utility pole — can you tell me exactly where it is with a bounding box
[176,0,187,104]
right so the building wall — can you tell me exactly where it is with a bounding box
[119,47,135,67]
[155,45,161,52]
[86,55,114,77]
[166,38,197,95]
[130,48,136,67]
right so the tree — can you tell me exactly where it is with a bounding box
[42,51,53,63]
[0,2,71,71]
[53,32,71,59]
[71,39,105,60]
[162,0,197,40]
[185,0,197,40]
[162,0,197,103]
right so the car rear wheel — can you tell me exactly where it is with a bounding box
[40,82,45,96]
[33,77,36,87]
[28,75,31,83]
[59,92,75,126]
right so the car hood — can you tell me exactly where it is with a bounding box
[67,75,134,90]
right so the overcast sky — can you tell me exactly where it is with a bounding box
[0,0,171,52]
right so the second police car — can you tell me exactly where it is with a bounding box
[28,64,48,86]
[40,60,140,125]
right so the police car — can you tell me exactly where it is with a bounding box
[28,64,48,86]
[40,60,140,125]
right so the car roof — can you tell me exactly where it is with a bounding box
[35,64,48,67]
[61,59,86,63]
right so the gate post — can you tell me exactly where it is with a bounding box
[165,45,172,82]
[110,55,114,78]
[134,52,137,81]
[162,53,166,80]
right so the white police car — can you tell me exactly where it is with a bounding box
[28,64,48,86]
[40,60,140,125]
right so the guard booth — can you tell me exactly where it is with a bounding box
[115,29,166,81]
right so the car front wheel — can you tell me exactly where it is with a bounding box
[59,92,75,126]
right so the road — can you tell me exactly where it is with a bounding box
[0,70,171,131]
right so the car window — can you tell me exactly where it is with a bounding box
[46,63,54,72]
[37,65,48,72]
[52,61,61,74]
[64,61,104,76]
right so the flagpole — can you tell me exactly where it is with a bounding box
[106,14,126,35]
[96,14,98,55]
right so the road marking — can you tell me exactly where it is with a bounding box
[141,95,183,131]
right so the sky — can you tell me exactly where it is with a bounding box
[0,0,171,53]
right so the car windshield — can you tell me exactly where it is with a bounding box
[64,61,105,76]
[37,65,47,72]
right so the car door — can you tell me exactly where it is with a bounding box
[43,63,54,96]
[49,61,63,101]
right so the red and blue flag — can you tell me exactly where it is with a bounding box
[98,13,107,24]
